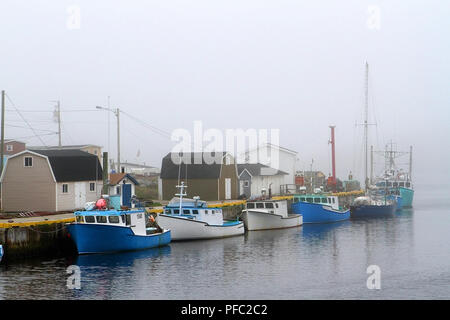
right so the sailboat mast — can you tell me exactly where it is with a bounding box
[364,62,369,191]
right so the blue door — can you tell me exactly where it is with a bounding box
[122,184,132,207]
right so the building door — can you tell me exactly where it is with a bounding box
[225,178,231,200]
[122,184,132,207]
[74,182,86,208]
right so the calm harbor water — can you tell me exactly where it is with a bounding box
[1,183,449,300]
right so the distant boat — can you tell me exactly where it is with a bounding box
[241,199,303,231]
[156,182,245,240]
[66,208,171,254]
[372,142,414,208]
[0,244,3,263]
[292,194,350,223]
[351,62,397,218]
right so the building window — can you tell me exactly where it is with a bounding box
[89,182,96,192]
[243,180,249,187]
[116,186,121,195]
[62,184,68,193]
[24,156,33,167]
[6,145,13,152]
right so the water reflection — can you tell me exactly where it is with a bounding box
[1,194,449,299]
[75,245,172,268]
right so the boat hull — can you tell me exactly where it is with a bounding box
[241,210,303,231]
[291,202,350,224]
[156,215,245,240]
[66,224,171,254]
[399,187,414,208]
[350,203,396,218]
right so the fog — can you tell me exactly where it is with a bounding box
[1,0,449,184]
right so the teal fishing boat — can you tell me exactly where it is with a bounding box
[372,142,414,208]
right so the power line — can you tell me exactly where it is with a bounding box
[120,110,173,140]
[5,94,47,146]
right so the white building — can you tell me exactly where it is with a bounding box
[237,163,288,198]
[113,161,160,176]
[243,143,298,186]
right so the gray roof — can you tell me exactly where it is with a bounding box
[29,144,101,150]
[237,163,288,177]
[29,149,103,182]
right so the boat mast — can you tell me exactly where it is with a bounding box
[409,145,413,182]
[364,62,369,191]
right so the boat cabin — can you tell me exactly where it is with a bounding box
[293,194,340,210]
[245,200,289,218]
[375,181,411,189]
[163,197,224,226]
[73,210,157,236]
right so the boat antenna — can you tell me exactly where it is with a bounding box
[175,181,187,213]
[177,153,182,185]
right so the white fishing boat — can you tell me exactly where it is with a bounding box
[156,182,245,240]
[241,199,303,231]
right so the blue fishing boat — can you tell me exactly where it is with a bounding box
[292,194,350,224]
[350,195,396,218]
[66,209,171,254]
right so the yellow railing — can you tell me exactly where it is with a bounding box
[331,190,365,197]
[0,217,75,229]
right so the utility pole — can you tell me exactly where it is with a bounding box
[329,125,336,192]
[116,108,120,173]
[0,90,5,177]
[103,151,109,194]
[51,100,62,147]
[96,105,120,173]
[57,101,61,147]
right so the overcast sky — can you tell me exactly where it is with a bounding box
[1,0,449,184]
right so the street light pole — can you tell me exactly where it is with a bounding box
[96,106,120,173]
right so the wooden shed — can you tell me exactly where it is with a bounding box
[0,149,103,212]
[159,152,238,201]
